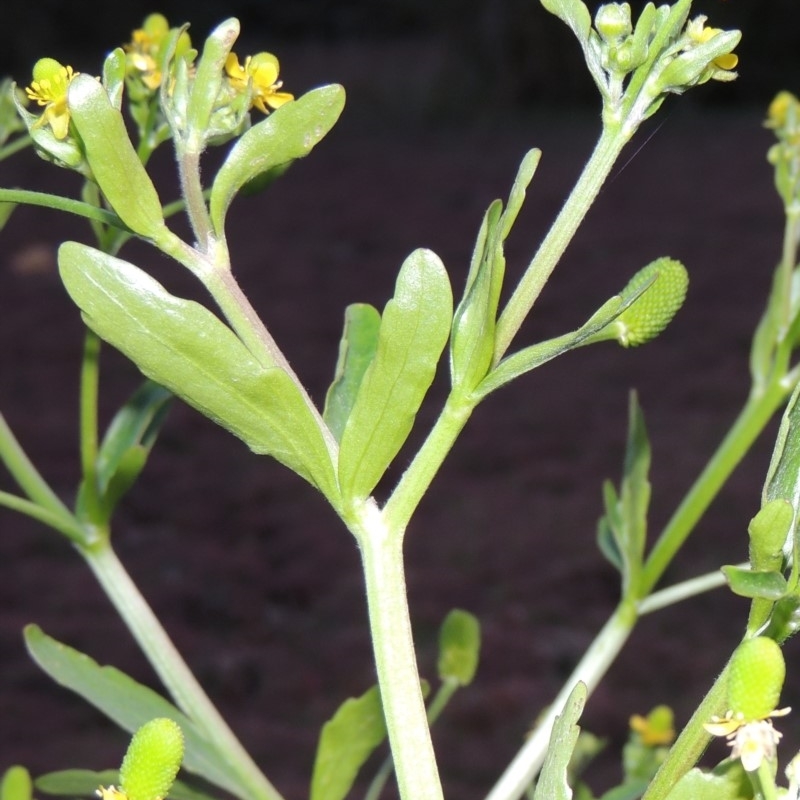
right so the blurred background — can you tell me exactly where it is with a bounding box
[2,2,800,799]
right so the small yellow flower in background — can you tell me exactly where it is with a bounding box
[629,705,675,747]
[686,16,739,71]
[766,91,800,132]
[125,13,191,92]
[24,57,78,140]
[225,52,293,114]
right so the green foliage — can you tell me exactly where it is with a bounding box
[310,686,387,800]
[338,248,452,502]
[24,625,243,797]
[35,772,213,800]
[662,760,751,800]
[58,242,340,505]
[437,609,481,686]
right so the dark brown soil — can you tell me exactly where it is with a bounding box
[1,68,797,798]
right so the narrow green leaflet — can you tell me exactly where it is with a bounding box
[323,304,381,442]
[24,625,242,796]
[58,243,338,503]
[209,85,345,236]
[339,248,453,500]
[310,685,387,800]
[721,566,788,601]
[35,772,214,800]
[1,768,32,800]
[438,609,481,687]
[451,149,540,394]
[67,75,166,241]
[532,682,587,800]
[538,0,592,42]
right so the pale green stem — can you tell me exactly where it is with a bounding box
[0,188,123,229]
[636,566,742,615]
[177,148,213,250]
[0,411,73,520]
[0,490,85,542]
[353,501,444,800]
[485,602,637,800]
[777,208,800,340]
[751,760,780,800]
[83,542,285,800]
[493,125,631,362]
[79,331,101,482]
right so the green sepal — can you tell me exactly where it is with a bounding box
[596,393,650,597]
[339,248,452,501]
[184,18,239,150]
[23,625,243,797]
[76,381,172,526]
[323,304,381,442]
[35,771,214,800]
[532,681,587,800]
[120,719,184,800]
[655,30,741,94]
[1,767,33,800]
[450,149,540,394]
[310,685,387,800]
[58,242,339,504]
[721,566,788,601]
[209,85,345,237]
[67,75,166,240]
[437,609,481,686]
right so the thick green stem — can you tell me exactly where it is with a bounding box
[640,380,789,596]
[485,602,637,800]
[641,660,731,800]
[83,542,285,800]
[354,502,444,800]
[493,125,630,362]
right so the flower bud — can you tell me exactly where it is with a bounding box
[595,4,632,43]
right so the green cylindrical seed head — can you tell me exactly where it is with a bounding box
[120,718,184,800]
[728,637,785,721]
[615,258,689,347]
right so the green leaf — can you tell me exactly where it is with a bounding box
[450,149,540,394]
[532,681,587,800]
[24,625,243,797]
[91,380,172,515]
[102,48,127,110]
[310,685,387,800]
[209,85,345,236]
[1,767,33,800]
[339,248,452,500]
[721,566,788,600]
[438,609,481,686]
[67,75,166,240]
[597,481,623,572]
[58,242,338,503]
[36,771,215,800]
[662,759,751,800]
[323,304,381,442]
[539,0,592,42]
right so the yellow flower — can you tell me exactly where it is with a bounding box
[24,58,78,140]
[96,787,128,800]
[225,52,293,114]
[125,14,190,91]
[686,16,739,71]
[629,705,676,747]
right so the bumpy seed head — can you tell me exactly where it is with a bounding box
[729,637,786,721]
[119,718,184,800]
[614,258,688,347]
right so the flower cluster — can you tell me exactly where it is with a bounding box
[124,13,192,94]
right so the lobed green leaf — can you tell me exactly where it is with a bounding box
[339,248,452,501]
[209,85,345,236]
[58,243,339,503]
[67,75,166,240]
